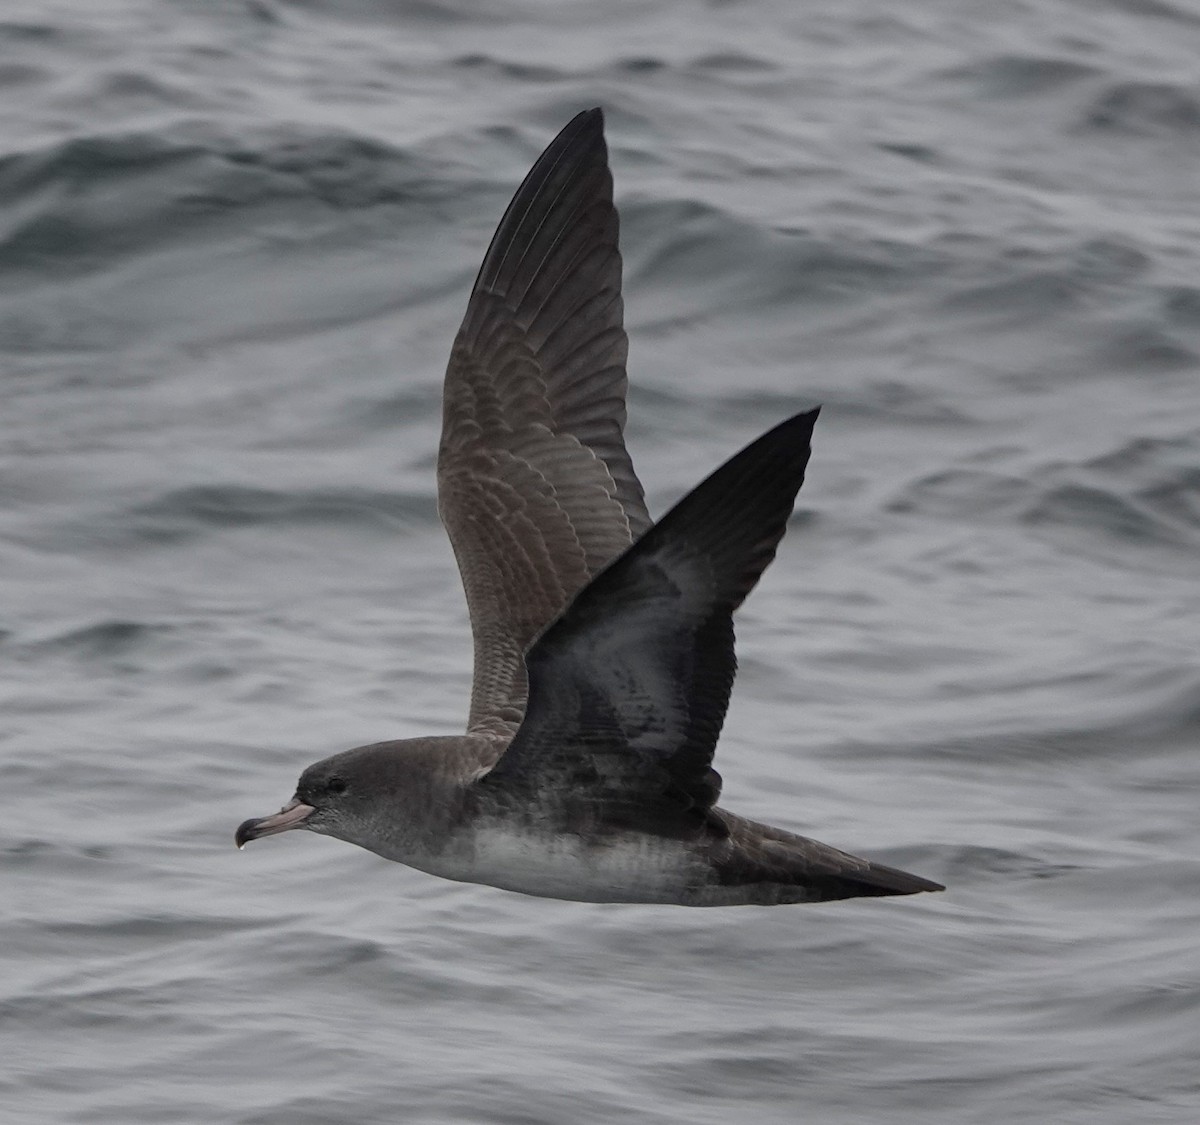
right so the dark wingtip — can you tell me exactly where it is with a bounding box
[554,106,604,145]
[470,106,612,301]
[626,403,823,612]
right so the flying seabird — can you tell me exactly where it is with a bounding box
[235,109,944,906]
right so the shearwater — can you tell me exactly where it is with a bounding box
[235,109,944,907]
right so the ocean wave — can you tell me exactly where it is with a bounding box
[0,123,444,279]
[1081,80,1200,136]
[885,427,1200,562]
[119,484,437,543]
[934,54,1100,99]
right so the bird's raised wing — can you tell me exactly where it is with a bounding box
[477,409,820,835]
[438,108,651,739]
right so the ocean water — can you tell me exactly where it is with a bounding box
[3,1,1199,1122]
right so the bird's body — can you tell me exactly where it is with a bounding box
[235,109,943,907]
[275,735,933,907]
[394,816,933,908]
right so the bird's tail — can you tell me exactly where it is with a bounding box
[714,811,944,903]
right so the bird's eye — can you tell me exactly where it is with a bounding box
[327,777,348,796]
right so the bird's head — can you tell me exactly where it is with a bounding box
[235,737,470,857]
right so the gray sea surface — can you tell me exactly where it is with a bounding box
[4,1,1200,1122]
